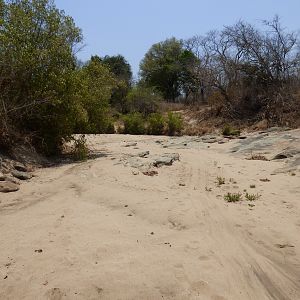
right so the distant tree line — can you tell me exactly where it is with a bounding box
[0,0,299,155]
[139,16,300,123]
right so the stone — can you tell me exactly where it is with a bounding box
[12,170,32,180]
[137,151,150,158]
[124,142,137,147]
[143,170,158,176]
[0,172,5,181]
[272,149,300,160]
[153,153,180,167]
[0,181,19,193]
[14,163,28,172]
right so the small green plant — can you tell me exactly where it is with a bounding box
[73,135,88,161]
[167,112,183,136]
[245,193,261,201]
[222,124,240,136]
[123,113,146,135]
[147,113,165,135]
[250,184,256,189]
[224,192,243,203]
[217,176,225,185]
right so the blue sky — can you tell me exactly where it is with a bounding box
[55,0,300,76]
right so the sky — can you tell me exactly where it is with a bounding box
[55,0,300,77]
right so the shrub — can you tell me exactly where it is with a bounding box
[123,113,146,135]
[222,125,240,136]
[224,192,243,203]
[245,193,261,201]
[217,177,225,185]
[126,87,162,116]
[73,135,88,161]
[148,113,165,135]
[167,112,183,136]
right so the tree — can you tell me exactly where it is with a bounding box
[0,0,83,153]
[74,57,117,134]
[101,55,132,112]
[139,37,197,101]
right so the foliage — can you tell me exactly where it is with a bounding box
[0,1,117,154]
[140,37,198,101]
[245,193,261,201]
[217,177,225,185]
[101,55,132,113]
[222,125,240,136]
[73,135,88,161]
[74,57,117,134]
[123,113,146,135]
[167,112,183,135]
[224,192,243,203]
[125,86,161,116]
[0,0,83,154]
[147,113,165,135]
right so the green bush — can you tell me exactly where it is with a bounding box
[126,87,162,116]
[167,112,183,136]
[123,113,146,135]
[148,113,165,135]
[222,125,240,136]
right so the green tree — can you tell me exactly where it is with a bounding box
[101,55,132,112]
[0,0,83,153]
[139,37,197,101]
[75,57,117,134]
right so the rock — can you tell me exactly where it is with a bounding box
[0,172,5,181]
[132,170,139,176]
[272,149,300,160]
[137,151,150,158]
[14,163,28,172]
[4,176,20,185]
[153,153,180,167]
[201,135,222,144]
[143,170,158,176]
[12,170,32,180]
[124,142,137,147]
[0,181,19,193]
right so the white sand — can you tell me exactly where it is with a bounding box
[1,133,300,299]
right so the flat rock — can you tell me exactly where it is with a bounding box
[14,163,28,172]
[12,170,32,180]
[0,181,19,193]
[123,142,137,147]
[272,149,300,160]
[153,153,180,167]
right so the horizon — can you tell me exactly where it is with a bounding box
[55,0,300,76]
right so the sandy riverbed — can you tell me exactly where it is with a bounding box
[1,130,300,300]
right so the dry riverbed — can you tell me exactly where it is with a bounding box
[1,129,300,299]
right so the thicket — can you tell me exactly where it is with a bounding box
[0,0,118,154]
[140,17,300,126]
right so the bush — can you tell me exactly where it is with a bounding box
[167,112,183,136]
[148,113,165,135]
[222,125,240,136]
[73,135,88,161]
[123,113,146,135]
[126,87,162,116]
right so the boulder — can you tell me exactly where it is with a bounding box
[12,170,32,180]
[0,181,19,193]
